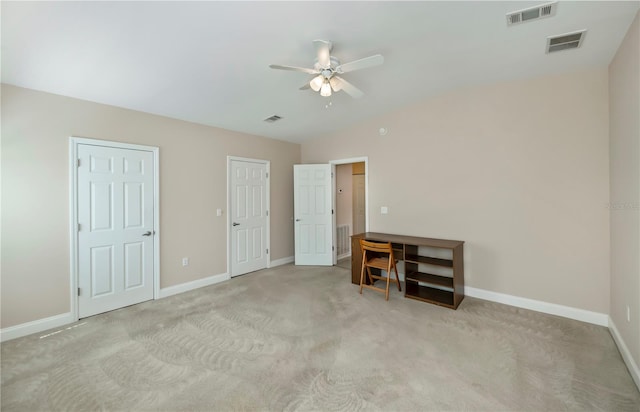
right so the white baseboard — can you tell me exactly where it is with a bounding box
[1,273,232,342]
[270,256,294,267]
[0,312,76,342]
[158,272,230,299]
[465,286,609,327]
[609,318,640,390]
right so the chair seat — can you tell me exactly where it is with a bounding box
[366,257,395,270]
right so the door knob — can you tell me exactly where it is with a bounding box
[142,231,153,236]
[295,219,301,222]
[232,222,240,226]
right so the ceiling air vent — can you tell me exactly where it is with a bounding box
[263,115,282,123]
[546,30,587,53]
[507,2,557,26]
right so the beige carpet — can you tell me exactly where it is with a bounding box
[2,263,639,411]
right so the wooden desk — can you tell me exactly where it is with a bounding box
[351,232,465,309]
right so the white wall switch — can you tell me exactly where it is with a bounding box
[216,208,222,217]
[182,257,189,266]
[381,206,388,214]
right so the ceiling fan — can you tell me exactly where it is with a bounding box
[269,40,384,99]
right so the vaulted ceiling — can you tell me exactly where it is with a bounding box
[2,1,638,143]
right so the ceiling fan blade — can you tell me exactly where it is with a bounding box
[269,64,319,75]
[333,76,364,99]
[336,54,384,74]
[313,40,332,68]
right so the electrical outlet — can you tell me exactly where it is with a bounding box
[627,305,631,322]
[216,208,222,217]
[182,257,189,267]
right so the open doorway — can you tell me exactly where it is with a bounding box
[330,157,368,269]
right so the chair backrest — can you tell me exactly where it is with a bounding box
[360,239,393,255]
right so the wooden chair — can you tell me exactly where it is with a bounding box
[359,239,401,300]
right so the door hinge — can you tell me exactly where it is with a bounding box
[266,248,269,254]
[332,209,334,215]
[77,159,81,167]
[266,210,269,216]
[331,172,334,178]
[332,246,335,251]
[78,287,81,296]
[266,172,269,178]
[78,223,81,232]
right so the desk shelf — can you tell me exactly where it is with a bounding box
[405,281,455,307]
[404,254,453,267]
[405,271,454,289]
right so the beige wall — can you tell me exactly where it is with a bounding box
[609,11,640,369]
[1,84,300,328]
[302,68,610,314]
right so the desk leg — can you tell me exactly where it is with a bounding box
[351,235,363,285]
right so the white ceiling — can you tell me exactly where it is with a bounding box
[2,1,638,143]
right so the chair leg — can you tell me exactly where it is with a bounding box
[366,266,375,285]
[359,255,366,294]
[393,261,401,291]
[385,262,391,300]
[385,280,390,300]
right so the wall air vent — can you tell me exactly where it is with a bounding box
[546,30,587,53]
[263,115,282,123]
[507,2,557,26]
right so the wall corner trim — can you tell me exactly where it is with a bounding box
[465,286,609,326]
[270,256,294,267]
[0,312,75,342]
[158,272,230,299]
[609,317,640,391]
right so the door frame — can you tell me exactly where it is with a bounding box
[69,137,160,322]
[226,156,271,276]
[329,157,369,265]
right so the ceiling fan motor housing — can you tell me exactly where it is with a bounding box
[314,56,341,74]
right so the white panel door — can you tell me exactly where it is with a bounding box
[230,160,268,277]
[77,144,154,318]
[294,164,333,266]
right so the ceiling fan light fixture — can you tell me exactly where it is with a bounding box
[320,81,332,97]
[310,75,323,92]
[329,77,342,91]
